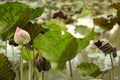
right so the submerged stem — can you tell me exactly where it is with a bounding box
[110,53,114,80]
[68,60,73,80]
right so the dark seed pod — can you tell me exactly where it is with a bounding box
[9,40,18,46]
[94,40,103,47]
[52,10,68,20]
[94,40,117,58]
[75,8,83,14]
[34,54,51,72]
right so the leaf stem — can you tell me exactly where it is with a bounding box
[5,41,7,56]
[110,53,114,80]
[68,60,73,80]
[41,71,44,80]
[26,48,39,80]
[11,45,15,69]
[20,46,23,80]
[25,46,32,80]
[101,72,105,79]
[28,59,32,80]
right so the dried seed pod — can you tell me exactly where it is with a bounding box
[112,47,117,58]
[75,8,83,14]
[52,10,68,20]
[94,40,117,58]
[34,54,51,72]
[9,40,18,46]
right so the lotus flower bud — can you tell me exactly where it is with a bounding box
[37,18,44,24]
[14,27,31,45]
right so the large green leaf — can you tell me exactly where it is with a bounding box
[77,62,102,78]
[34,31,72,62]
[0,2,44,40]
[0,54,15,80]
[33,29,95,70]
[57,37,78,69]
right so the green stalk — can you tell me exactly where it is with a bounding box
[26,47,41,80]
[5,41,7,56]
[11,45,15,69]
[110,53,114,80]
[28,58,32,80]
[20,46,23,80]
[25,47,39,80]
[25,46,32,80]
[33,49,39,80]
[68,60,73,80]
[41,71,44,80]
[34,67,39,80]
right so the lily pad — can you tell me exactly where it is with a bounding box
[93,17,115,31]
[45,20,66,31]
[75,25,90,35]
[0,54,15,80]
[77,62,102,78]
[110,2,120,10]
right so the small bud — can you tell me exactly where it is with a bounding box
[14,27,31,45]
[37,18,44,24]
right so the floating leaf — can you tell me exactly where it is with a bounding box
[75,25,90,35]
[0,2,44,40]
[0,54,15,80]
[33,29,95,70]
[93,17,115,31]
[45,20,66,31]
[110,2,120,25]
[115,10,120,25]
[73,10,91,19]
[77,10,91,18]
[110,2,120,10]
[77,62,102,77]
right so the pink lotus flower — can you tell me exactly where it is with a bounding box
[14,27,31,45]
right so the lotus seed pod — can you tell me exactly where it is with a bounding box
[34,54,51,72]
